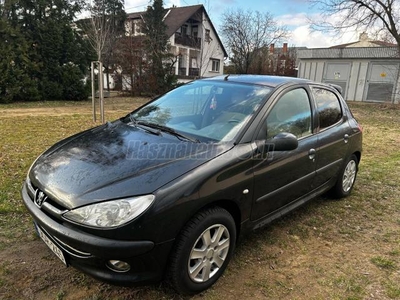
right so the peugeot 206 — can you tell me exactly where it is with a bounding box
[22,75,362,294]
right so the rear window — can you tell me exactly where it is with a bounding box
[312,88,342,129]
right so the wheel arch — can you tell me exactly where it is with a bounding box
[166,200,241,294]
[208,200,242,239]
[178,199,242,243]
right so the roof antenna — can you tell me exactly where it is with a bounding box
[224,74,230,81]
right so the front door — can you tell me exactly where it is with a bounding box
[251,87,317,221]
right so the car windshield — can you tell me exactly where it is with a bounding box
[125,80,272,143]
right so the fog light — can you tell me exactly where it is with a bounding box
[106,260,130,272]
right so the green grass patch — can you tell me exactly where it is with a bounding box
[385,280,400,299]
[371,256,397,270]
[333,276,364,295]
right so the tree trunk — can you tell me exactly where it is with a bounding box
[106,66,110,92]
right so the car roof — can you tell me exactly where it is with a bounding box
[201,75,312,88]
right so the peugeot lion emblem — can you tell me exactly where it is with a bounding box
[34,190,47,207]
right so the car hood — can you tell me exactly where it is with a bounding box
[30,120,232,209]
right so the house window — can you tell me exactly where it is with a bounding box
[178,55,185,68]
[181,25,188,36]
[205,29,211,42]
[132,20,143,36]
[192,25,198,38]
[211,59,220,72]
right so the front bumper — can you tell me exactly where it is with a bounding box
[22,183,173,285]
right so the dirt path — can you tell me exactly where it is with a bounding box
[0,107,130,118]
[0,97,147,118]
[0,107,91,117]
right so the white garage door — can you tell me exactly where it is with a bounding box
[323,63,351,98]
[365,63,399,102]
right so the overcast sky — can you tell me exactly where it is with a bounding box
[124,0,363,48]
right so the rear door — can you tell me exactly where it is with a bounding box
[311,86,350,188]
[251,87,317,221]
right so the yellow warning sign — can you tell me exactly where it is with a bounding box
[380,73,387,77]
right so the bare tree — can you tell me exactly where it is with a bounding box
[309,0,400,54]
[79,0,125,88]
[221,9,288,74]
[113,35,147,95]
[84,12,111,62]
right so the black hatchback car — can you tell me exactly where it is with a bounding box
[22,75,362,294]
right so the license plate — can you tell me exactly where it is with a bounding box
[37,226,67,266]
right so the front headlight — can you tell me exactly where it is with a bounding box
[63,195,155,228]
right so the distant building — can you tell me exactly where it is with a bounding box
[297,33,400,103]
[265,43,306,77]
[126,5,227,82]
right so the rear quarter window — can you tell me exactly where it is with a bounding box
[312,88,342,129]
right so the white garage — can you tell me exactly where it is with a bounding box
[297,34,400,103]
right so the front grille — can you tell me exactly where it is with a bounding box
[26,178,68,221]
[27,179,93,258]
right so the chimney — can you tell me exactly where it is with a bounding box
[283,43,288,54]
[359,32,369,41]
[270,43,275,54]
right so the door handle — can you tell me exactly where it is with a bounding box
[308,148,316,161]
[344,134,349,144]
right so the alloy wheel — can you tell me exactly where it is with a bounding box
[188,224,230,282]
[342,159,357,192]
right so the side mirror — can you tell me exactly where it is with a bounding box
[270,132,298,151]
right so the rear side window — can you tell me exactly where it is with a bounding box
[312,88,342,129]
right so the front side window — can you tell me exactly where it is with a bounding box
[312,88,342,129]
[126,81,271,142]
[211,59,220,72]
[266,88,312,139]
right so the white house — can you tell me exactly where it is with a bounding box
[126,4,228,83]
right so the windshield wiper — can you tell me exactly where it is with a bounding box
[138,121,200,143]
[128,115,161,136]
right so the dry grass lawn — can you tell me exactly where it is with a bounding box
[0,98,399,300]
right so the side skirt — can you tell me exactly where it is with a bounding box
[246,178,336,232]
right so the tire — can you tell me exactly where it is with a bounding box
[168,207,236,295]
[332,154,359,198]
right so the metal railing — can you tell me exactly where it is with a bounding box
[175,34,201,49]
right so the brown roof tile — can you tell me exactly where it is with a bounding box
[127,5,203,36]
[163,5,203,36]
